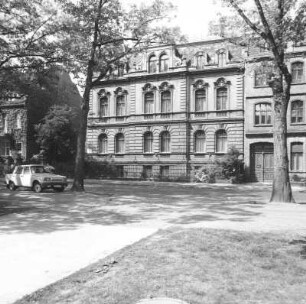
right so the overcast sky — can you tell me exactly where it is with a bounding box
[123,0,226,41]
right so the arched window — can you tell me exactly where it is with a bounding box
[216,130,227,153]
[161,91,171,113]
[292,62,304,83]
[100,96,108,117]
[115,133,125,153]
[160,131,170,153]
[159,54,169,72]
[98,134,108,154]
[149,55,157,73]
[291,142,303,171]
[144,92,154,114]
[116,95,125,116]
[194,131,206,153]
[195,89,206,112]
[216,88,227,110]
[291,100,304,123]
[255,103,272,125]
[144,132,153,153]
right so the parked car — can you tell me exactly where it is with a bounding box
[5,165,68,193]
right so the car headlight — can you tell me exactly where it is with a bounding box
[44,177,51,181]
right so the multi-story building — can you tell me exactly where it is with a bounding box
[0,96,28,158]
[86,39,245,180]
[244,42,306,182]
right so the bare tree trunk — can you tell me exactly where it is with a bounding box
[269,75,295,203]
[71,0,103,191]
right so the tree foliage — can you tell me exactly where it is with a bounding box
[213,0,306,202]
[0,0,68,98]
[35,105,78,163]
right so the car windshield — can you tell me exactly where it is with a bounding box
[31,166,48,174]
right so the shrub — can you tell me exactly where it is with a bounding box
[193,166,216,183]
[216,146,245,183]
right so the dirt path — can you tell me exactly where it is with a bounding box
[0,181,305,303]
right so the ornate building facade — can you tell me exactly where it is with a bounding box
[86,39,245,180]
[244,42,306,182]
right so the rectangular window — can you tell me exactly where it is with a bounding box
[292,62,304,83]
[291,143,303,171]
[291,101,303,123]
[143,166,153,179]
[160,166,169,178]
[161,91,171,113]
[116,166,124,178]
[216,88,227,110]
[255,103,272,125]
[195,89,206,112]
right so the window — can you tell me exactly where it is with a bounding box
[292,62,304,83]
[116,95,125,116]
[99,97,108,117]
[23,166,30,174]
[116,165,124,178]
[144,132,153,153]
[216,130,227,153]
[98,134,108,154]
[196,53,204,69]
[291,143,303,171]
[160,166,169,178]
[144,92,154,114]
[218,51,226,67]
[160,131,170,153]
[195,89,206,112]
[161,91,171,113]
[16,142,22,152]
[143,165,153,179]
[254,69,268,87]
[2,114,8,133]
[216,88,227,110]
[149,55,157,73]
[291,100,304,123]
[194,131,206,153]
[16,113,22,129]
[159,54,169,72]
[115,133,124,153]
[255,103,272,125]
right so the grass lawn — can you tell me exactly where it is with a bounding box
[16,228,306,304]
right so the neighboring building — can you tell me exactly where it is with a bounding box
[244,42,306,182]
[0,68,81,163]
[0,96,28,158]
[86,39,245,180]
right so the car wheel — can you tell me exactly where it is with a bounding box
[53,186,64,192]
[8,181,17,191]
[33,182,43,193]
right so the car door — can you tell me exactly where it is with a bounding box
[20,166,32,187]
[12,166,23,186]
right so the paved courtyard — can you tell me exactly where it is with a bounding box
[0,180,306,303]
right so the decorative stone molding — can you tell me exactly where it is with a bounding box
[114,87,128,95]
[192,79,209,90]
[158,81,174,91]
[97,89,110,98]
[142,83,157,92]
[214,77,231,87]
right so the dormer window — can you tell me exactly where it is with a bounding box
[149,55,157,73]
[159,54,169,72]
[196,52,205,69]
[218,50,226,67]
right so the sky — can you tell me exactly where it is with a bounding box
[123,0,227,42]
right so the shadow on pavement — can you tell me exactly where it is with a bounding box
[0,182,272,234]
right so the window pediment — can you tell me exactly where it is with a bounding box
[214,77,231,87]
[192,79,209,90]
[98,89,110,98]
[114,87,128,95]
[143,83,157,92]
[159,81,174,91]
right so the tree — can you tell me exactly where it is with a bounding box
[35,105,78,163]
[0,0,67,98]
[215,0,306,202]
[61,0,185,191]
